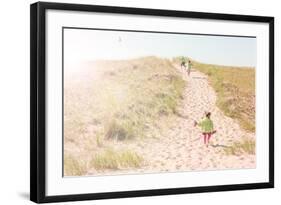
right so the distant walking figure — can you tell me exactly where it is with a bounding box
[180,57,186,71]
[187,60,192,76]
[194,112,216,146]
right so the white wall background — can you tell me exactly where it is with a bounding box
[0,0,279,204]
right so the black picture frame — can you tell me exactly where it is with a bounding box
[30,1,274,203]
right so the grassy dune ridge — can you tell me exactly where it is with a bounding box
[64,56,186,175]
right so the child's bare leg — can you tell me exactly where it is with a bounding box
[207,133,212,144]
[203,133,207,144]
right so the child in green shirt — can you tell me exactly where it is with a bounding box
[194,112,216,146]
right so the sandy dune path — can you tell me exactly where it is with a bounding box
[90,65,255,175]
[132,65,256,173]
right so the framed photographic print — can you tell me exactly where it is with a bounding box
[30,1,274,203]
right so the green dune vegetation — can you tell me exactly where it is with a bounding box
[64,57,185,176]
[192,61,255,132]
[192,61,256,155]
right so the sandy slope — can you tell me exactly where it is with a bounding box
[88,65,255,175]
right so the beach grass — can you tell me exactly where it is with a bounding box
[192,61,255,132]
[224,138,255,155]
[64,56,185,175]
[64,154,87,176]
[90,148,143,170]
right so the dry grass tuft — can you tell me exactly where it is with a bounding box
[91,148,143,170]
[64,154,87,176]
[224,138,255,155]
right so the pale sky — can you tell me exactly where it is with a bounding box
[64,28,256,70]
